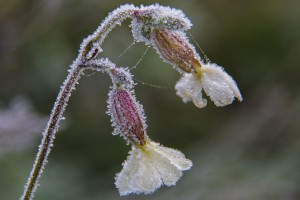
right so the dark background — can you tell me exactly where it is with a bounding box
[0,0,300,199]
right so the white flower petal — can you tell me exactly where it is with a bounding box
[201,63,243,107]
[115,141,192,195]
[175,73,207,108]
[115,146,162,195]
[150,141,193,170]
[151,149,182,186]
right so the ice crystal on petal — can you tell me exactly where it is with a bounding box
[175,63,242,108]
[201,63,243,106]
[115,141,192,195]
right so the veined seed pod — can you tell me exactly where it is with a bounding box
[152,29,201,73]
[108,87,147,146]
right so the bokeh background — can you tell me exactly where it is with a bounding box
[1,0,300,199]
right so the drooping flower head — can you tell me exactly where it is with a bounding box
[107,67,192,195]
[131,5,242,108]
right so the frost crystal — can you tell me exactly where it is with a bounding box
[115,140,192,195]
[176,62,243,108]
[131,4,192,45]
[80,4,136,60]
[152,29,201,73]
[107,87,147,145]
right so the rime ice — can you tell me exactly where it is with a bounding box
[175,62,243,108]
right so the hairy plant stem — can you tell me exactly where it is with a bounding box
[20,5,135,199]
[21,60,83,200]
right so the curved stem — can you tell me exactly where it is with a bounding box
[20,5,136,199]
[21,61,83,200]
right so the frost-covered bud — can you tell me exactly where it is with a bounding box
[131,5,192,45]
[115,141,192,195]
[175,62,243,108]
[108,87,147,145]
[152,29,201,73]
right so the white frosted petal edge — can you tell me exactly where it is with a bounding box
[201,63,243,107]
[115,141,192,195]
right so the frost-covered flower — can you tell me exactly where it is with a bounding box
[130,5,242,108]
[175,62,243,108]
[115,140,192,195]
[107,68,192,195]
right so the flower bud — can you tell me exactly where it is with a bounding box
[108,87,147,146]
[152,29,201,73]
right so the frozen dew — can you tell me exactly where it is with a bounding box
[115,141,192,195]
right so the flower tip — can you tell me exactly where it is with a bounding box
[192,97,207,108]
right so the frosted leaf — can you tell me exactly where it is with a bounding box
[115,141,192,195]
[201,63,243,107]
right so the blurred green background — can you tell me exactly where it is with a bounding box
[1,0,300,199]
